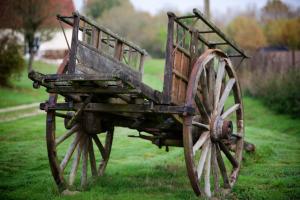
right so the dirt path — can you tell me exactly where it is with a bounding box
[0,102,43,122]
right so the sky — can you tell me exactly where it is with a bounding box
[74,0,300,15]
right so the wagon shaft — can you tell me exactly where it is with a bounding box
[28,8,253,198]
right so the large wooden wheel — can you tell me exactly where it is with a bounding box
[183,49,244,198]
[46,57,114,192]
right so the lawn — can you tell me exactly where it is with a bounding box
[0,59,299,199]
[0,97,299,200]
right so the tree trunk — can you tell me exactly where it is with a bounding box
[28,51,34,72]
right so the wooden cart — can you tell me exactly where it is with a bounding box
[29,9,249,198]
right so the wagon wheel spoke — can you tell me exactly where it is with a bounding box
[88,137,97,177]
[221,104,240,119]
[195,93,209,122]
[193,131,209,155]
[217,78,236,115]
[60,131,81,171]
[218,141,238,168]
[200,68,212,114]
[56,124,79,147]
[211,143,220,194]
[204,142,212,197]
[81,136,89,187]
[216,143,230,188]
[69,136,83,186]
[214,61,225,109]
[92,135,106,159]
[197,140,210,179]
[192,121,210,130]
[208,61,216,108]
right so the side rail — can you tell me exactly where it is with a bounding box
[57,12,147,81]
[162,9,248,105]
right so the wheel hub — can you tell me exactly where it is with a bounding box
[211,117,233,141]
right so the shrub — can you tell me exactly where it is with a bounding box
[259,69,300,117]
[239,65,300,118]
[0,35,25,87]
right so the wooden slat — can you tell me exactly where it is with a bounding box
[162,12,175,104]
[92,27,99,48]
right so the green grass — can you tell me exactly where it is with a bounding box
[0,59,299,199]
[0,97,299,200]
[0,60,58,108]
[143,58,165,91]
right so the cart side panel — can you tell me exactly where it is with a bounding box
[76,41,142,80]
[63,12,146,81]
[171,48,190,105]
[163,13,199,105]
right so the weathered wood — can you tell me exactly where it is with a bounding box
[92,27,99,48]
[77,41,141,81]
[68,14,80,74]
[47,86,140,94]
[193,131,209,155]
[114,40,123,61]
[217,78,235,115]
[190,30,199,73]
[218,141,238,168]
[204,143,212,197]
[215,144,230,188]
[162,12,175,104]
[193,8,247,58]
[55,124,79,147]
[88,137,97,177]
[42,102,195,115]
[214,61,225,109]
[192,121,209,130]
[197,140,210,179]
[211,144,220,193]
[221,104,240,119]
[44,73,120,82]
[69,133,83,185]
[81,137,89,187]
[60,131,81,171]
[92,135,106,159]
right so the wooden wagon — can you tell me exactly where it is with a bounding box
[29,9,249,198]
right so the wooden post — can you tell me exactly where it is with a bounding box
[162,12,175,104]
[92,27,99,48]
[114,40,123,61]
[139,54,145,80]
[189,30,199,75]
[68,13,80,74]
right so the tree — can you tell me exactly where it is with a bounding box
[84,0,120,19]
[265,18,300,65]
[261,0,290,22]
[98,1,167,57]
[0,0,74,71]
[0,35,25,87]
[227,16,266,51]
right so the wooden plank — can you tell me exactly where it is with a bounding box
[68,14,80,74]
[77,41,141,81]
[42,102,195,115]
[114,40,123,61]
[178,52,184,103]
[43,74,120,82]
[47,86,140,94]
[92,27,99,48]
[162,12,175,104]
